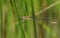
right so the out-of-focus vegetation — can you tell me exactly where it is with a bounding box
[0,0,60,38]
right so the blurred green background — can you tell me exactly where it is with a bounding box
[0,0,60,38]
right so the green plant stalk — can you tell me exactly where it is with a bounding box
[25,0,33,16]
[25,0,36,38]
[12,0,26,38]
[31,0,37,38]
[19,0,31,38]
[0,0,2,38]
[17,0,26,16]
[25,0,39,38]
[6,0,14,38]
[24,0,36,38]
[10,0,25,38]
[13,0,26,38]
[0,0,4,38]
[56,2,60,38]
[23,3,30,38]
[32,0,40,13]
